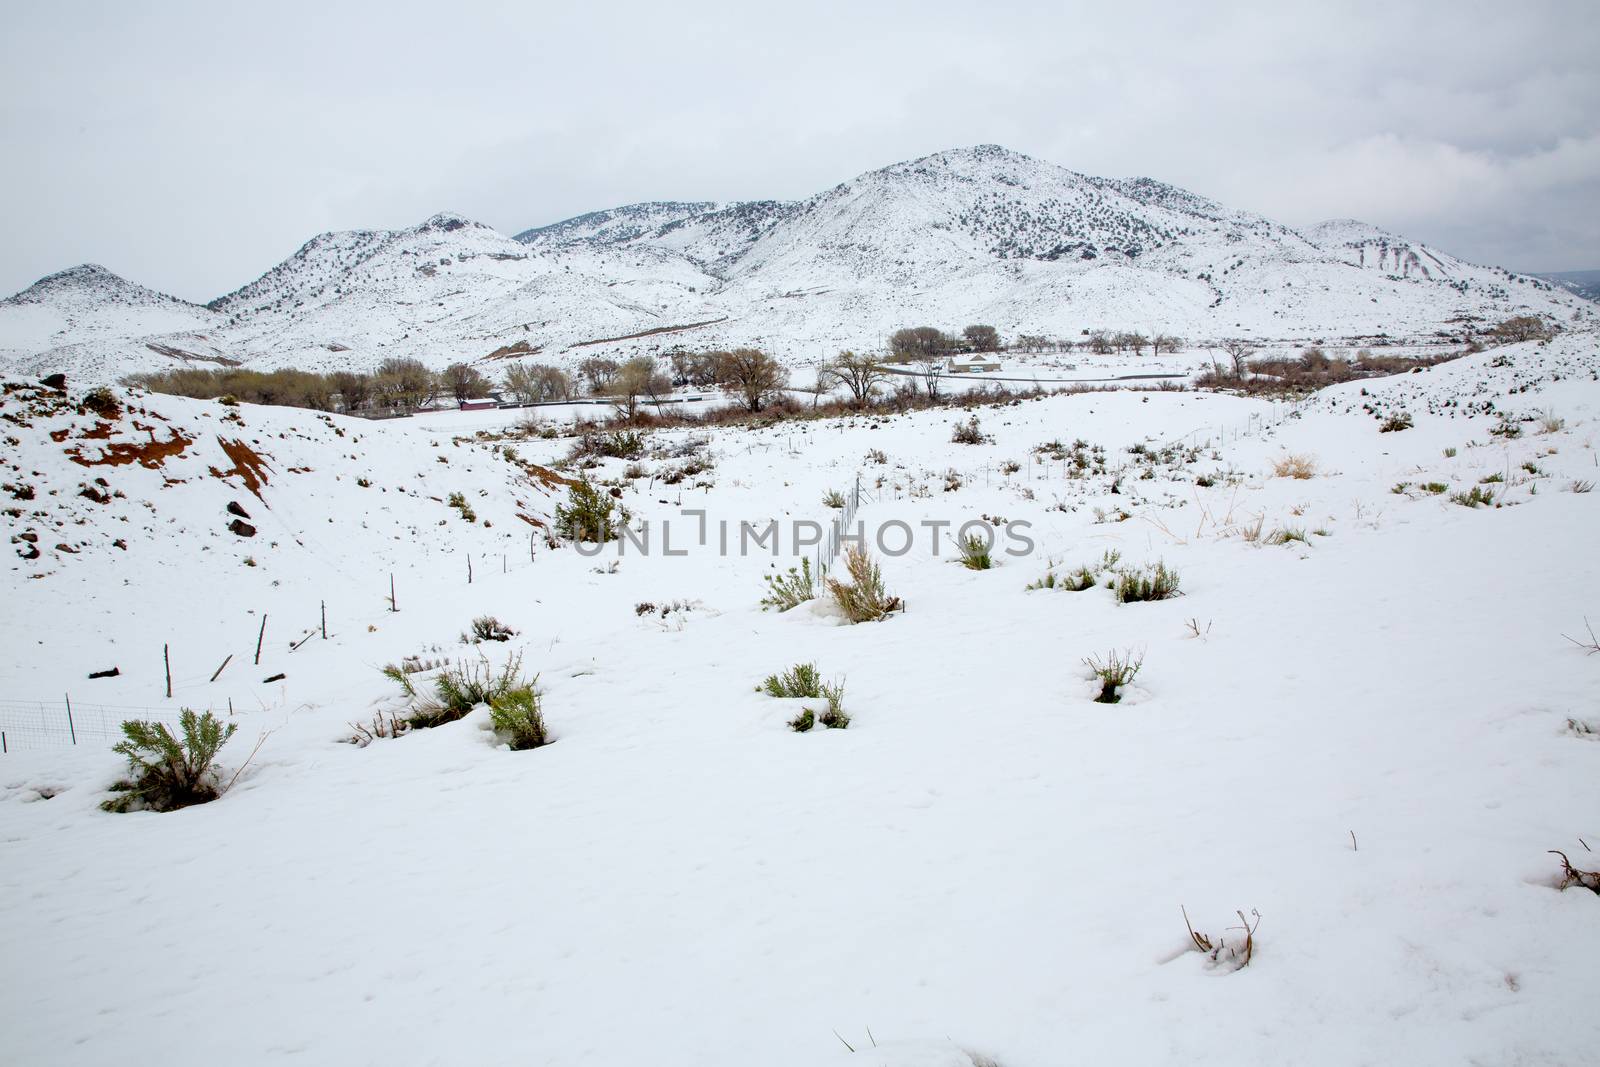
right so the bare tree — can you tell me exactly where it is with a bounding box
[374,357,434,411]
[1220,339,1256,378]
[912,353,949,400]
[962,324,1001,352]
[717,348,789,412]
[610,356,673,420]
[1151,333,1183,355]
[888,326,950,361]
[442,362,492,402]
[577,356,620,395]
[827,351,889,408]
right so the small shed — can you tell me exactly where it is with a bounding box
[459,398,498,411]
[948,353,1003,373]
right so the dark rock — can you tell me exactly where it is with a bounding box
[229,519,257,537]
[39,373,66,391]
[227,501,251,519]
[88,666,120,679]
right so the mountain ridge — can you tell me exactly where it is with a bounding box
[3,145,1592,381]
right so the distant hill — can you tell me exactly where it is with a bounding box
[1534,269,1600,302]
[4,145,1595,381]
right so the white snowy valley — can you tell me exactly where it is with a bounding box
[0,146,1597,1067]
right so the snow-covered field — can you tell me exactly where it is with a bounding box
[2,331,1598,1066]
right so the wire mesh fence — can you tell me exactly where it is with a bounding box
[0,698,192,754]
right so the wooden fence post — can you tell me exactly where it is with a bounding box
[164,644,172,699]
[255,615,267,665]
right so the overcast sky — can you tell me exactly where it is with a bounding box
[2,0,1596,302]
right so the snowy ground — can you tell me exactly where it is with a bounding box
[2,333,1598,1066]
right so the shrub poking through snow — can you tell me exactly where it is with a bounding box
[1181,906,1261,971]
[102,709,237,813]
[1271,454,1318,479]
[1549,850,1600,895]
[955,533,992,570]
[951,414,987,444]
[827,546,902,622]
[822,488,848,509]
[447,491,477,523]
[554,479,624,542]
[760,558,817,612]
[1451,485,1495,508]
[761,662,823,699]
[465,615,515,643]
[1378,411,1413,432]
[764,667,847,731]
[1265,527,1309,546]
[489,683,549,750]
[83,386,122,420]
[1114,561,1181,603]
[392,655,532,730]
[1084,649,1143,703]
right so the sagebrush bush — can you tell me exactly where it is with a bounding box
[1114,561,1181,603]
[1084,650,1143,704]
[83,386,122,420]
[1271,454,1318,479]
[102,709,237,813]
[554,479,624,542]
[465,615,515,643]
[827,546,902,622]
[489,683,549,750]
[761,662,822,699]
[955,533,992,570]
[447,491,477,523]
[822,488,848,509]
[1451,485,1495,508]
[1378,412,1413,432]
[760,558,817,612]
[394,655,531,729]
[766,669,847,732]
[951,414,987,444]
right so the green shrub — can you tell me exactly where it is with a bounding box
[761,662,822,699]
[955,533,992,570]
[408,655,527,729]
[1265,527,1308,546]
[760,558,817,612]
[826,546,901,622]
[1421,482,1448,495]
[1451,485,1496,508]
[489,683,549,750]
[102,709,237,813]
[1378,411,1413,432]
[788,708,815,732]
[554,479,624,542]
[1084,650,1143,704]
[447,491,477,523]
[1114,561,1181,603]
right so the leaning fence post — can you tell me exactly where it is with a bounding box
[255,615,267,666]
[164,643,172,699]
[2,731,6,753]
[65,693,76,745]
[321,601,327,640]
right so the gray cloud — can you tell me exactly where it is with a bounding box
[2,0,1596,302]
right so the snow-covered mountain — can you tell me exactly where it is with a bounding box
[3,146,1593,381]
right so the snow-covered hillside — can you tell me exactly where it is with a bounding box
[1,330,1598,1066]
[2,146,1594,382]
